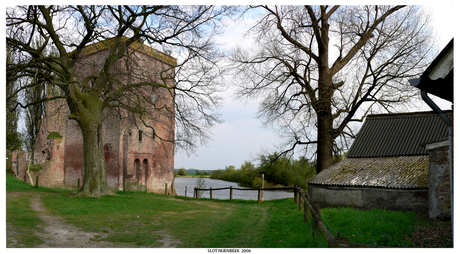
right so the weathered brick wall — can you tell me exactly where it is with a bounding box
[427,142,451,220]
[10,150,27,182]
[30,38,176,193]
[31,136,66,188]
[33,98,68,188]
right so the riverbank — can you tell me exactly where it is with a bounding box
[174,177,293,200]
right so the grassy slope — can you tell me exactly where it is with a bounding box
[6,174,431,248]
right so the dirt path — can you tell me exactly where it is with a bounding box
[30,193,115,248]
[7,193,181,248]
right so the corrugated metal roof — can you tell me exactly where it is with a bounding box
[347,111,451,158]
[306,156,429,189]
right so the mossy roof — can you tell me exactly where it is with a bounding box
[306,156,429,189]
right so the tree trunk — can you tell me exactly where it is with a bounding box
[316,113,334,173]
[76,121,114,197]
[70,92,114,197]
[315,15,334,174]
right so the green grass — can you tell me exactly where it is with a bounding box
[6,193,45,247]
[320,207,417,247]
[6,174,428,248]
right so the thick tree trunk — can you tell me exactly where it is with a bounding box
[316,113,334,173]
[70,92,114,197]
[314,16,334,174]
[76,121,114,197]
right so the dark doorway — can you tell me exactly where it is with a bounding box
[143,159,149,187]
[135,159,141,184]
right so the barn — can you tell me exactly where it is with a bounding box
[306,110,452,214]
[307,39,453,220]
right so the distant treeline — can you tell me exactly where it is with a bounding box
[175,168,211,176]
[210,153,319,189]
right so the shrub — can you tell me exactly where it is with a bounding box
[177,168,187,176]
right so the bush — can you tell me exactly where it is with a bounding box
[211,155,316,189]
[6,132,23,151]
[177,168,187,176]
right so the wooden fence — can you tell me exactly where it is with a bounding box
[193,186,296,203]
[194,185,383,247]
[293,186,383,248]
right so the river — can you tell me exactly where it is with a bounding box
[174,177,293,201]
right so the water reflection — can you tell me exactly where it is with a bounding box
[174,177,293,201]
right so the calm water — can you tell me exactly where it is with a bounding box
[174,177,293,201]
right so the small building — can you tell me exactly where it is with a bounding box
[306,110,452,214]
[20,37,177,194]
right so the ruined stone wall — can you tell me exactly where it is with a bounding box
[31,136,66,188]
[10,150,27,183]
[27,38,175,194]
[29,38,175,193]
[31,98,67,188]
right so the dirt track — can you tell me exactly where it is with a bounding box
[6,193,180,248]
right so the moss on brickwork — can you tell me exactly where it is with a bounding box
[47,132,63,139]
[29,163,43,172]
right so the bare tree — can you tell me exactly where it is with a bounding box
[6,5,235,197]
[6,47,22,151]
[231,5,436,173]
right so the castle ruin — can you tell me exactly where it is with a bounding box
[26,37,176,194]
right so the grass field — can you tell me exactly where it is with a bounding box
[6,174,446,248]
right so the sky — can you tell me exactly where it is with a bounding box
[2,3,455,171]
[174,4,457,171]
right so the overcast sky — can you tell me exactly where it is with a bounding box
[174,4,456,171]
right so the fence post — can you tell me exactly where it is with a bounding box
[165,183,168,195]
[294,187,298,204]
[210,187,212,199]
[230,186,233,200]
[194,187,197,199]
[312,203,321,231]
[298,192,303,210]
[304,199,309,222]
[257,188,260,203]
[185,186,187,197]
[77,178,80,191]
[314,203,321,218]
[297,187,303,210]
[261,173,264,202]
[35,176,39,188]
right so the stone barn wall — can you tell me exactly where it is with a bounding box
[426,140,451,220]
[308,185,428,213]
